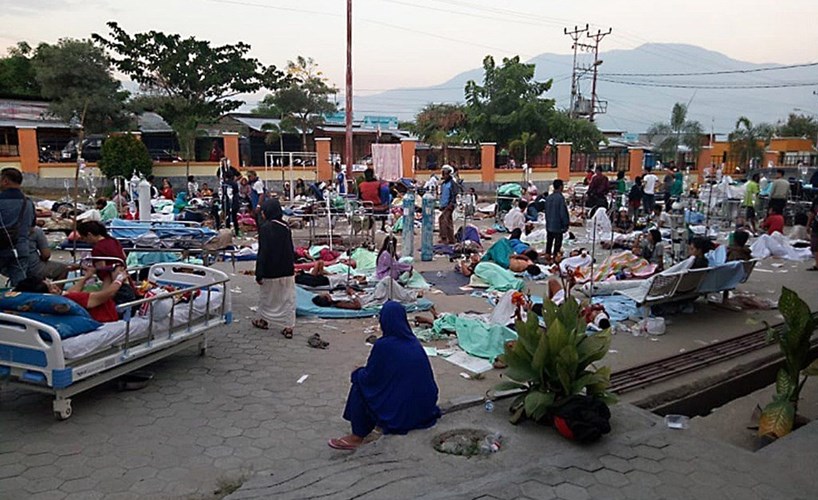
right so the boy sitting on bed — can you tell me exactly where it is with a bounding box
[13,267,129,323]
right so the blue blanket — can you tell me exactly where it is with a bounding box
[295,286,433,318]
[108,219,216,242]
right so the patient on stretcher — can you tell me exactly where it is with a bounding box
[13,267,129,323]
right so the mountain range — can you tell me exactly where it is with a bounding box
[352,43,818,135]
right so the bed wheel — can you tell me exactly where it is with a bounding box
[53,399,72,421]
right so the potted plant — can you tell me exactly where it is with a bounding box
[758,287,818,439]
[494,295,616,425]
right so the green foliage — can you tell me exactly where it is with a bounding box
[547,111,606,153]
[0,42,41,98]
[97,134,152,180]
[95,22,285,160]
[253,56,337,152]
[411,103,469,163]
[777,113,818,140]
[32,38,130,133]
[465,55,555,155]
[495,297,615,425]
[729,116,776,169]
[758,288,817,439]
[646,103,704,165]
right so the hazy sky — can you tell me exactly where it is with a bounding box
[1,0,816,103]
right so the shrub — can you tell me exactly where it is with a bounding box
[97,134,152,179]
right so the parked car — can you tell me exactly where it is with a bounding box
[149,150,183,163]
[60,135,105,162]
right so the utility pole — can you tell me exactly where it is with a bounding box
[344,0,353,181]
[564,25,589,118]
[587,27,612,123]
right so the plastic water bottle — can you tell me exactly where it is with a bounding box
[484,400,495,413]
[479,433,501,454]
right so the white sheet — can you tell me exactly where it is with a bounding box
[62,290,224,360]
[751,232,812,261]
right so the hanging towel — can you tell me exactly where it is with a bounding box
[372,144,403,182]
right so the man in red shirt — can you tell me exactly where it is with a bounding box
[14,267,128,323]
[761,206,785,235]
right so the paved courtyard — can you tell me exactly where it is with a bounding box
[1,224,817,499]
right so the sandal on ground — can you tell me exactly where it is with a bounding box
[281,328,294,339]
[307,333,328,348]
[807,266,818,271]
[252,318,269,330]
[328,437,360,450]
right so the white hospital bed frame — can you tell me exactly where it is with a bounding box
[0,263,232,420]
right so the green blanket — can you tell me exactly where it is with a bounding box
[481,239,514,269]
[474,261,523,292]
[497,183,523,197]
[433,314,517,362]
[350,248,377,272]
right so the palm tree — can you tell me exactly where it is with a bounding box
[647,103,704,167]
[729,117,775,170]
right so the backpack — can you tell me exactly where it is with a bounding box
[0,196,30,251]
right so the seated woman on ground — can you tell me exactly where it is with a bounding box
[329,301,441,450]
[632,229,665,272]
[613,207,633,233]
[13,266,130,323]
[376,235,413,281]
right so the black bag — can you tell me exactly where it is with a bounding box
[549,395,611,444]
[0,197,28,251]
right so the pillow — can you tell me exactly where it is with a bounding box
[0,291,92,318]
[16,312,103,340]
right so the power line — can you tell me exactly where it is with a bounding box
[597,78,818,89]
[602,62,818,78]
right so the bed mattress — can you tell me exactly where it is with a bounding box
[62,290,224,360]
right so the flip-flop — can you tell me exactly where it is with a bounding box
[328,437,359,450]
[252,318,269,330]
[281,328,294,339]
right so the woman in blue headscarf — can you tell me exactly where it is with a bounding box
[328,301,441,450]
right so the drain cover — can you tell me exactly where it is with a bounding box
[432,428,501,457]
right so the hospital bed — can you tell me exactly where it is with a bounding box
[0,263,232,420]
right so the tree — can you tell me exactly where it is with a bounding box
[254,56,337,152]
[546,111,605,153]
[729,116,775,169]
[98,134,152,179]
[646,103,703,167]
[94,22,284,162]
[464,55,555,157]
[32,38,130,133]
[0,42,41,98]
[509,132,536,163]
[412,103,468,163]
[778,113,818,142]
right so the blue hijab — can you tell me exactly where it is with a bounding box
[351,301,441,434]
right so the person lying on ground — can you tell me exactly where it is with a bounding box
[507,228,530,254]
[727,230,753,262]
[532,278,610,330]
[13,267,129,323]
[311,277,420,310]
[295,260,367,288]
[329,301,441,450]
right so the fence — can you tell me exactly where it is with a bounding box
[570,151,629,173]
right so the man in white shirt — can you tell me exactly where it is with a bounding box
[247,171,265,210]
[769,168,790,215]
[642,168,659,213]
[503,200,527,233]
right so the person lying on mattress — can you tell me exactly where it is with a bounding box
[295,260,367,289]
[311,277,419,310]
[328,301,440,450]
[13,267,129,323]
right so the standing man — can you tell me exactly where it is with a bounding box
[743,173,760,234]
[0,168,35,286]
[769,169,790,215]
[544,179,570,261]
[642,167,659,214]
[586,165,610,215]
[438,165,456,244]
[217,158,241,235]
[662,168,676,208]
